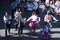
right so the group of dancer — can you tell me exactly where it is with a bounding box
[3,9,58,37]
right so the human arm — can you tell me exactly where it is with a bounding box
[52,15,58,21]
[27,16,32,22]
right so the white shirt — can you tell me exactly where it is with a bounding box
[27,15,40,22]
[3,15,12,24]
[3,16,8,23]
[14,12,19,20]
[44,15,58,23]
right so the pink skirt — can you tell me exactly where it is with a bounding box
[29,21,38,27]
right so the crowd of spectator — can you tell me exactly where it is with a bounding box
[2,0,60,38]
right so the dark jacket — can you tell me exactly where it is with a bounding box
[18,14,25,28]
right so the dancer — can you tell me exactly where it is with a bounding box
[44,10,58,27]
[27,12,40,32]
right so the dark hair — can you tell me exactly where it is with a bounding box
[47,10,52,15]
[32,11,36,15]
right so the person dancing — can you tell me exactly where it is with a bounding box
[44,10,58,28]
[27,12,40,33]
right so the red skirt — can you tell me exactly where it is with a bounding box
[29,21,38,27]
